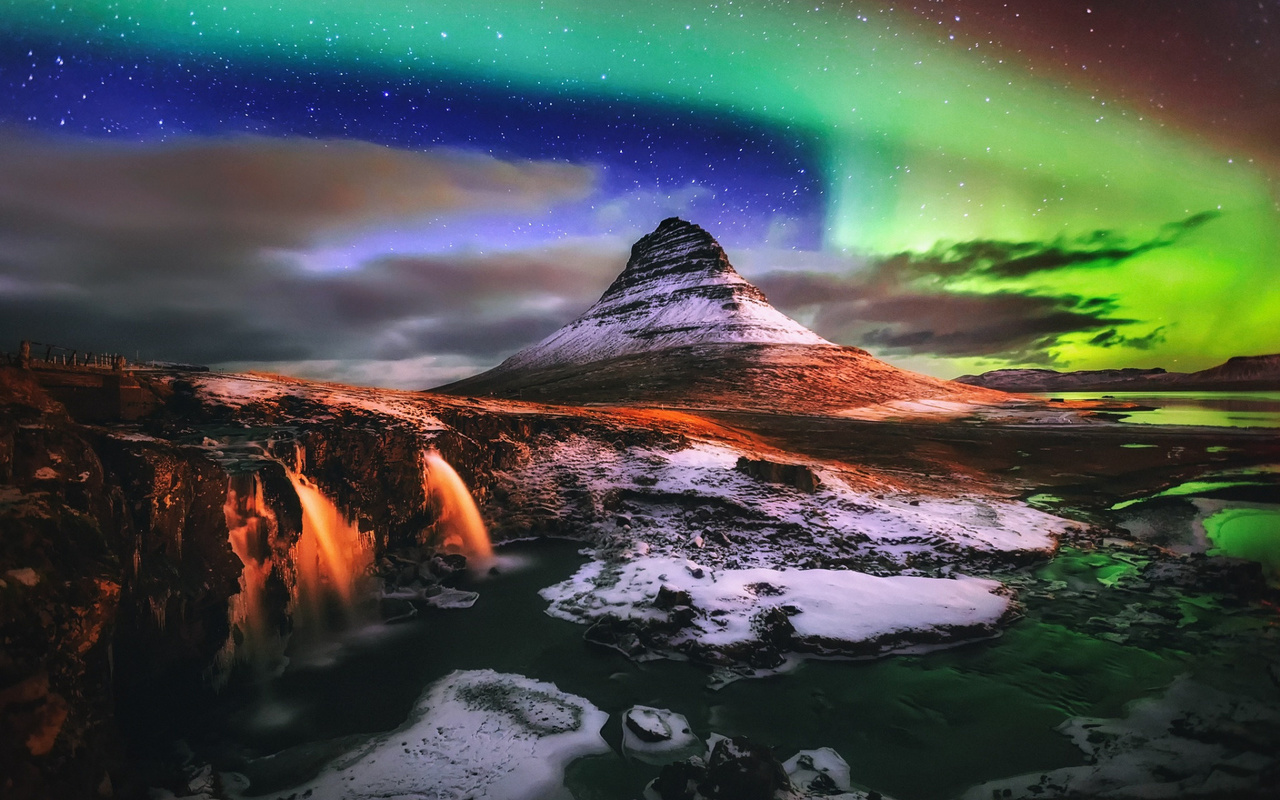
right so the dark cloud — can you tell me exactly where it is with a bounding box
[1088,326,1167,350]
[0,132,593,247]
[950,211,1218,279]
[0,133,605,383]
[0,242,621,370]
[0,297,311,364]
[857,211,1220,284]
[282,253,616,326]
[756,213,1217,363]
[369,315,572,361]
[808,290,1135,363]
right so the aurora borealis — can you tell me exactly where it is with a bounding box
[0,1,1276,386]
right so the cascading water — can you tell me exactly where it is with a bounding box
[218,471,283,675]
[286,459,373,633]
[422,450,494,565]
[218,443,374,679]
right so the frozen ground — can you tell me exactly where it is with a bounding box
[621,705,702,765]
[189,373,1072,667]
[191,373,450,430]
[232,670,609,800]
[512,437,1065,666]
[542,556,1012,660]
[497,437,1067,575]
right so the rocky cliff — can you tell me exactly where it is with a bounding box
[0,369,240,799]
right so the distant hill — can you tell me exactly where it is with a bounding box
[956,354,1280,392]
[436,218,1000,412]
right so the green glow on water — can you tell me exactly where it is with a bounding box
[1025,493,1063,510]
[1042,392,1280,429]
[568,620,1189,800]
[1204,506,1280,581]
[1110,479,1274,511]
[1036,548,1147,588]
[206,540,1212,800]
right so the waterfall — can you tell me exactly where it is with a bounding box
[422,451,494,565]
[218,448,373,679]
[219,472,282,674]
[286,466,373,632]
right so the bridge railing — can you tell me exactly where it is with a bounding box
[3,340,129,371]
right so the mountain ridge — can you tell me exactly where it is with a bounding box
[956,353,1280,392]
[437,218,1002,412]
[495,217,832,373]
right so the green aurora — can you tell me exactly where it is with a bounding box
[4,1,1277,376]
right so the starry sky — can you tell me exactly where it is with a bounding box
[1,1,1276,387]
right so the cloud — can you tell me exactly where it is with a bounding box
[832,211,1218,289]
[217,355,486,391]
[922,211,1219,280]
[1087,325,1167,350]
[0,131,1221,381]
[0,241,624,373]
[0,132,593,247]
[810,290,1135,363]
[754,213,1218,364]
[0,132,608,383]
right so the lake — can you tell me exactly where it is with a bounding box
[1035,391,1280,428]
[190,539,1278,800]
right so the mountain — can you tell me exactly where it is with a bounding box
[1186,354,1280,387]
[953,367,1170,393]
[436,218,1000,412]
[956,353,1280,393]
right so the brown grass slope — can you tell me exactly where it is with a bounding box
[436,341,1006,413]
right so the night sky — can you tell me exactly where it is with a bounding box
[1,1,1276,387]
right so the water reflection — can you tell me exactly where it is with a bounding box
[1037,391,1280,428]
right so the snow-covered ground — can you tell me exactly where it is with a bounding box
[188,372,1071,668]
[499,436,1067,665]
[542,556,1012,656]
[499,437,1066,573]
[230,670,609,800]
[621,705,702,765]
[191,373,450,430]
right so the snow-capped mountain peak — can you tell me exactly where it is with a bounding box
[437,217,1000,412]
[497,217,832,372]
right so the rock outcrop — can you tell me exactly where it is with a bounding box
[0,368,240,800]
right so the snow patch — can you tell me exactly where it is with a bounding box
[542,556,1010,653]
[784,748,854,794]
[236,670,609,800]
[503,436,1064,573]
[191,374,449,430]
[622,705,701,765]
